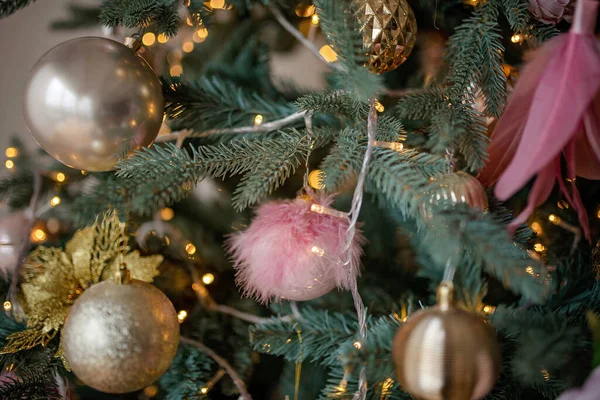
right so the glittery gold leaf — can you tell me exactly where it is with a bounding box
[20,247,80,333]
[101,251,162,283]
[66,210,128,288]
[0,329,57,355]
[55,340,71,372]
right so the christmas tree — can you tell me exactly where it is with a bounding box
[1,0,599,399]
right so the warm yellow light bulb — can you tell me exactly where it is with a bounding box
[253,114,263,126]
[50,196,61,207]
[210,0,225,8]
[533,243,545,252]
[143,385,159,397]
[182,41,194,53]
[353,341,362,349]
[3,301,12,311]
[319,45,338,62]
[55,172,66,182]
[5,147,18,158]
[548,214,560,224]
[526,266,534,275]
[31,229,47,242]
[185,242,197,255]
[311,245,325,257]
[196,28,208,39]
[202,273,215,285]
[160,207,174,221]
[530,221,542,235]
[311,14,320,25]
[374,100,385,113]
[177,310,188,323]
[142,32,156,46]
[511,34,523,43]
[296,4,316,17]
[5,160,14,169]
[308,170,325,190]
[170,65,183,77]
[157,33,169,44]
[200,387,209,394]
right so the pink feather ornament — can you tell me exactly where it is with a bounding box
[227,193,365,303]
[479,0,600,241]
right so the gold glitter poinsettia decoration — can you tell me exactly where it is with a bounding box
[0,210,162,355]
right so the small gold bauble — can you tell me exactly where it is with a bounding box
[61,279,179,393]
[419,171,489,220]
[355,0,417,73]
[393,282,501,400]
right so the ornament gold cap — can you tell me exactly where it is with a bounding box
[436,281,455,311]
[124,35,142,52]
[115,263,132,285]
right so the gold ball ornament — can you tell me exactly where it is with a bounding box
[23,37,164,172]
[355,0,417,73]
[61,277,179,393]
[393,282,501,400]
[419,171,489,220]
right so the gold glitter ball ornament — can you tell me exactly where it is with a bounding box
[419,171,489,221]
[355,0,417,73]
[393,282,501,400]
[61,279,180,393]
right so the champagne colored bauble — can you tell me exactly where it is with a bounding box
[23,37,164,172]
[61,279,179,393]
[355,0,417,73]
[0,211,30,272]
[393,282,502,400]
[420,171,488,220]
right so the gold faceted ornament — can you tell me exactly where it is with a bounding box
[355,0,417,73]
[61,272,180,394]
[393,282,502,400]
[419,171,489,221]
[0,210,162,357]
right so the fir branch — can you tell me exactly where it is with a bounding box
[423,205,549,303]
[100,0,180,37]
[447,1,506,118]
[0,356,61,400]
[231,134,310,210]
[159,345,215,400]
[366,148,448,217]
[296,91,368,118]
[493,306,585,391]
[501,0,531,33]
[180,337,252,400]
[0,169,35,210]
[319,128,365,191]
[250,308,361,364]
[118,129,335,213]
[314,0,383,101]
[163,76,296,132]
[0,0,35,19]
[395,87,447,121]
[0,372,61,400]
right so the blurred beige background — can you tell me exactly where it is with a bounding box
[0,0,102,151]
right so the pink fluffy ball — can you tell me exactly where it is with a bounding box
[227,194,365,303]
